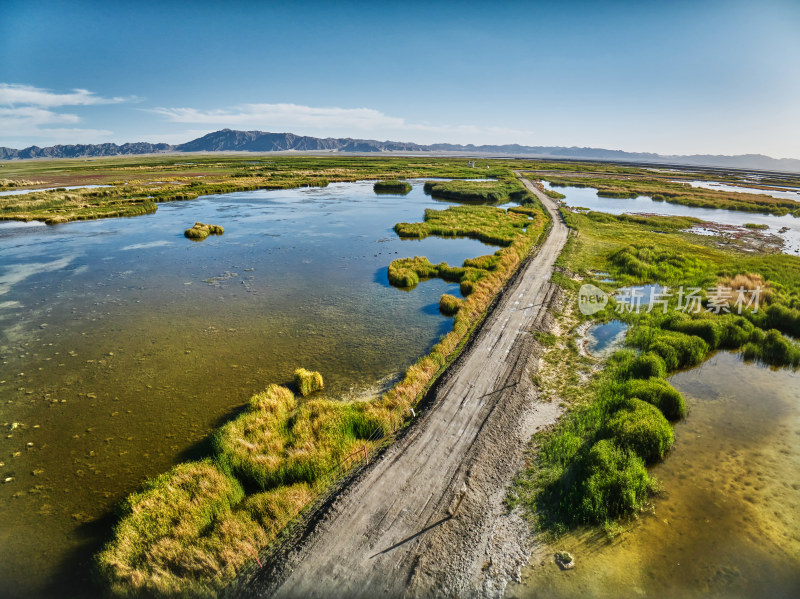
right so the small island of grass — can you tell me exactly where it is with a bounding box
[374,180,412,194]
[294,368,324,396]
[439,293,463,316]
[184,222,224,240]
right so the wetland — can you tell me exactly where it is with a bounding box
[0,177,504,598]
[2,155,799,598]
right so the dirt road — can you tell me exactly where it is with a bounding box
[247,177,569,598]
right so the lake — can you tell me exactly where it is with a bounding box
[0,180,500,598]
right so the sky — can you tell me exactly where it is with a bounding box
[1,0,799,158]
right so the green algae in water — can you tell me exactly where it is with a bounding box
[508,352,800,599]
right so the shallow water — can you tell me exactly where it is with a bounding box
[584,320,628,357]
[0,184,112,197]
[544,182,800,256]
[509,352,800,598]
[679,180,800,202]
[0,180,500,597]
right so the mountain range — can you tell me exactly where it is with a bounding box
[1,129,798,173]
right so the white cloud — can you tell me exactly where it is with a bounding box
[152,103,407,131]
[151,102,533,144]
[0,106,80,127]
[0,83,129,107]
[0,83,136,147]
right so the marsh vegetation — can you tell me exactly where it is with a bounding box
[535,168,800,216]
[509,352,800,599]
[373,180,412,194]
[510,202,800,534]
[184,221,224,240]
[0,156,512,224]
[293,368,324,396]
[422,175,532,204]
[4,155,798,597]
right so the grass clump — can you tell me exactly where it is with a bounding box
[213,386,383,490]
[750,303,800,338]
[293,368,324,396]
[627,325,708,370]
[438,293,463,316]
[422,177,531,204]
[184,222,224,240]
[578,439,650,523]
[374,180,411,194]
[96,460,247,597]
[544,188,566,200]
[741,329,800,368]
[744,223,769,229]
[620,352,667,380]
[603,399,674,463]
[387,256,441,288]
[622,378,686,421]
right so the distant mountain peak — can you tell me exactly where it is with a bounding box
[1,129,798,173]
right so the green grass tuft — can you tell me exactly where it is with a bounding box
[603,398,674,463]
[96,460,246,597]
[623,378,686,421]
[578,439,650,523]
[619,352,667,380]
[293,368,324,396]
[373,180,412,194]
[184,222,224,240]
[438,293,463,316]
[422,177,531,204]
[742,329,800,367]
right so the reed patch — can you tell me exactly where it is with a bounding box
[293,368,324,397]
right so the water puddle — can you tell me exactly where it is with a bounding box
[614,284,667,308]
[509,352,800,598]
[581,320,628,358]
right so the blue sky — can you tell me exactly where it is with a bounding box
[1,0,798,157]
